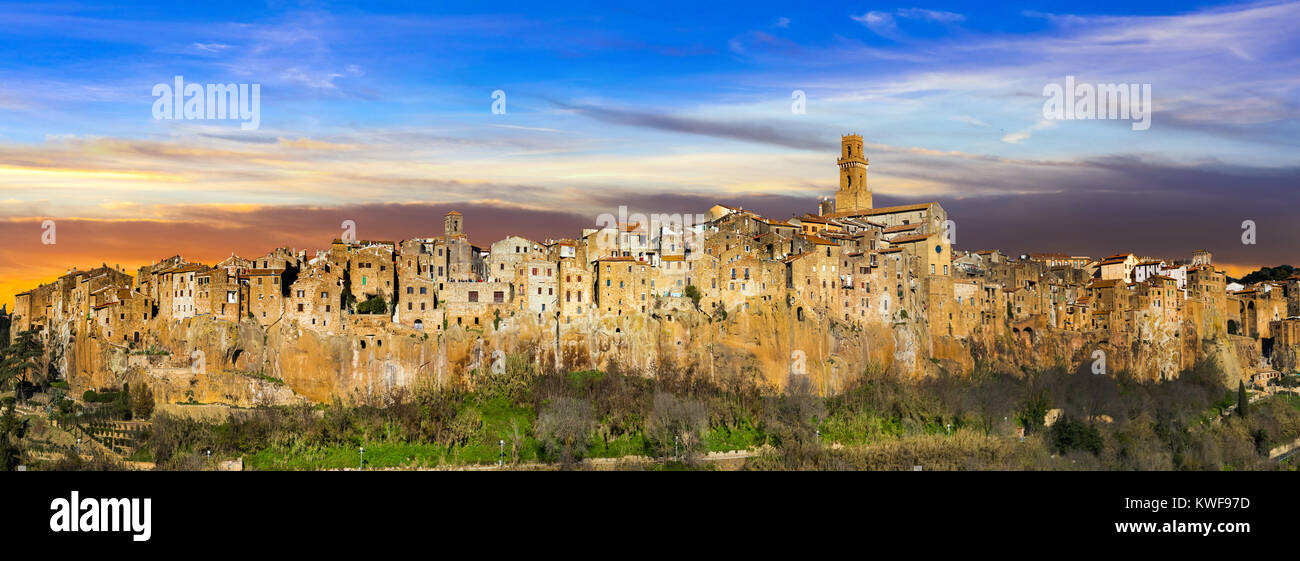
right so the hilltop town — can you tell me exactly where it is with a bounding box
[6,135,1298,407]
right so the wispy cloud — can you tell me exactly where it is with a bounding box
[1001,120,1055,144]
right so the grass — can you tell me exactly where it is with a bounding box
[818,411,905,445]
[245,396,547,470]
[247,442,443,470]
[707,419,766,452]
[1274,393,1300,412]
[588,432,650,458]
[128,446,153,462]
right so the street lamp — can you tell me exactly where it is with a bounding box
[499,439,505,468]
[359,446,364,470]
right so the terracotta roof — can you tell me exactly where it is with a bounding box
[802,234,837,246]
[888,233,932,244]
[244,268,284,276]
[882,224,920,233]
[821,202,934,219]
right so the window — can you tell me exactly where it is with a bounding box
[468,291,479,303]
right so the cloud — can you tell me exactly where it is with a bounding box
[556,101,836,151]
[1001,120,1056,143]
[192,42,231,53]
[851,11,899,39]
[896,8,966,23]
[852,8,965,39]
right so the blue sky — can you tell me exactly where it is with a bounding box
[0,0,1297,301]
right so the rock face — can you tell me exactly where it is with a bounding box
[60,294,1256,407]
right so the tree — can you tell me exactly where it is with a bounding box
[1237,380,1248,418]
[356,295,388,315]
[0,398,24,471]
[1,329,43,402]
[646,392,708,464]
[683,285,702,309]
[1049,415,1103,456]
[1017,390,1051,434]
[535,397,595,468]
[131,383,155,420]
[1237,265,1296,285]
[115,382,133,420]
[0,310,10,352]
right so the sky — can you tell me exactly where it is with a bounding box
[1,0,1298,309]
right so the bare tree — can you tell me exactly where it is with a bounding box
[536,396,595,468]
[646,392,708,465]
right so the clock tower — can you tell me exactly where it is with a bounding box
[835,134,871,213]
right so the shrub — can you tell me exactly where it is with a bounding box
[536,397,595,467]
[1049,415,1103,456]
[131,383,155,420]
[356,295,388,315]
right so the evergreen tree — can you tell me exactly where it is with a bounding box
[2,329,44,401]
[1237,380,1248,418]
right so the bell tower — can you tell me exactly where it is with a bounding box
[835,134,870,213]
[444,210,463,237]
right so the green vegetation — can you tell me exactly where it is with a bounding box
[356,295,388,315]
[49,343,1294,472]
[1049,416,1103,455]
[1234,264,1296,285]
[130,345,170,356]
[684,284,702,308]
[227,369,284,386]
